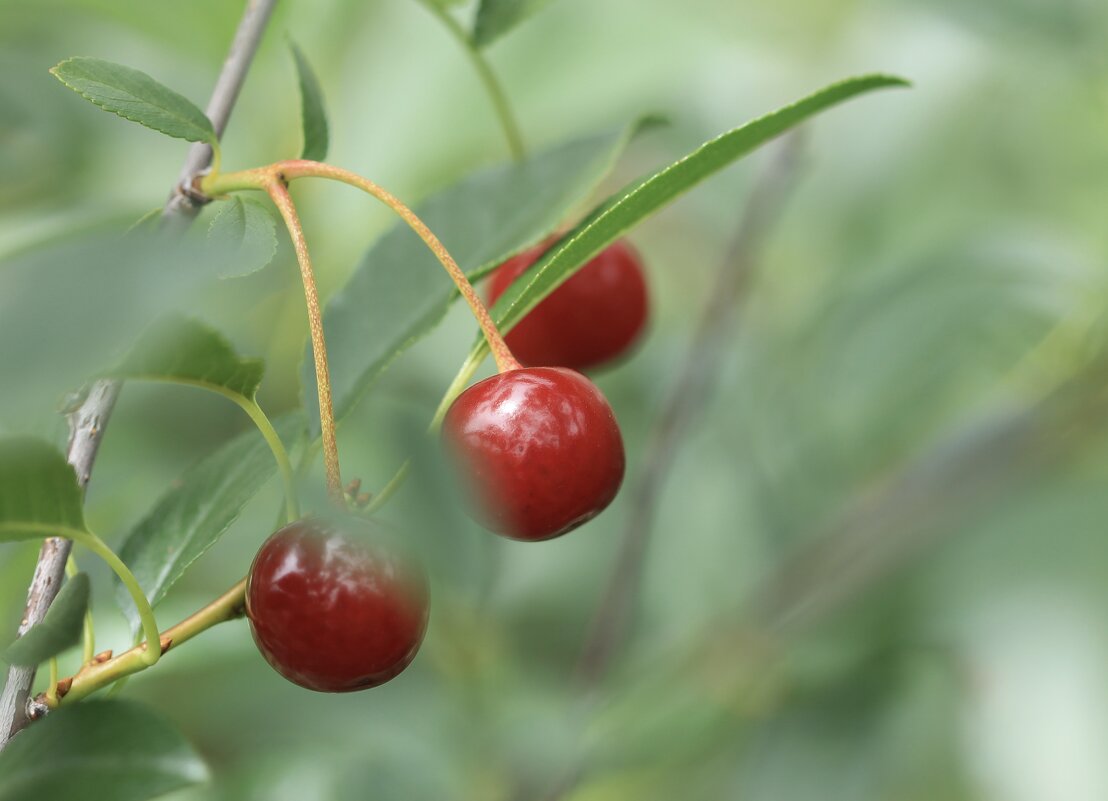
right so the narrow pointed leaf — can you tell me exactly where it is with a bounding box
[472,74,909,364]
[207,196,279,278]
[304,120,653,435]
[0,438,85,542]
[114,415,303,632]
[2,573,90,667]
[0,700,208,801]
[473,0,556,47]
[289,41,329,162]
[50,57,216,146]
[106,315,265,400]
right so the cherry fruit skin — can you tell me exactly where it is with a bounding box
[442,367,625,541]
[246,519,429,693]
[487,239,649,371]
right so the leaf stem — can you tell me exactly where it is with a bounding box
[73,529,162,668]
[40,579,247,709]
[365,336,485,513]
[237,398,300,522]
[0,524,162,668]
[262,177,346,506]
[117,376,301,522]
[45,659,59,706]
[420,0,525,161]
[65,557,95,666]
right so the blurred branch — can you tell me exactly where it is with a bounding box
[750,376,1106,635]
[573,134,806,690]
[542,326,1108,801]
[0,0,278,750]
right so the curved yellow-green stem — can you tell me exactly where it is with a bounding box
[112,376,300,523]
[2,523,161,667]
[65,556,95,665]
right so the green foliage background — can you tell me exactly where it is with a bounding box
[2,0,1108,798]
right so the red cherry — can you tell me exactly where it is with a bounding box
[246,519,429,692]
[487,239,649,371]
[442,367,625,541]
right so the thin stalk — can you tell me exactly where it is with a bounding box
[366,345,484,514]
[118,376,300,522]
[203,163,519,371]
[73,530,161,668]
[201,160,522,511]
[41,579,247,709]
[420,0,525,161]
[278,161,520,373]
[45,659,59,706]
[65,557,95,665]
[0,524,161,668]
[263,177,346,506]
[364,460,410,515]
[236,398,300,521]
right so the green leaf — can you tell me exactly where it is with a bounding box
[473,0,556,47]
[106,315,265,400]
[49,57,216,146]
[0,699,207,801]
[114,415,303,632]
[206,196,279,278]
[0,438,85,542]
[475,74,910,364]
[304,120,651,436]
[2,574,89,667]
[288,40,329,162]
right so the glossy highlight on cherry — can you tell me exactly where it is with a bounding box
[487,238,649,371]
[246,519,429,693]
[442,366,625,541]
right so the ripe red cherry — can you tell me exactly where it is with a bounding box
[487,238,648,371]
[442,367,625,541]
[246,519,429,692]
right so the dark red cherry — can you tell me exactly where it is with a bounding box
[441,367,625,541]
[487,238,649,371]
[246,519,429,692]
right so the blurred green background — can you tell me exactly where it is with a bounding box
[3,0,1108,798]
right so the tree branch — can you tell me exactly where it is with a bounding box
[0,0,278,750]
[574,135,806,689]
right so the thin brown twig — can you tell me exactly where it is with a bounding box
[0,0,279,749]
[574,134,806,690]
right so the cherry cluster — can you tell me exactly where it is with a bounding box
[246,241,648,691]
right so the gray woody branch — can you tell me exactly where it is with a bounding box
[0,0,278,749]
[574,134,806,689]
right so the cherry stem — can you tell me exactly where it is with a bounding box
[263,177,346,507]
[202,162,521,374]
[38,579,247,710]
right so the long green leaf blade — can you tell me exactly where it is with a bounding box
[303,120,652,435]
[106,315,265,400]
[289,41,329,162]
[477,74,909,362]
[2,574,90,667]
[0,438,85,542]
[0,700,208,801]
[114,415,302,632]
[49,57,216,146]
